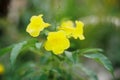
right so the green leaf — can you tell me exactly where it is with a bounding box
[83,53,114,74]
[35,42,42,49]
[74,64,98,80]
[0,46,12,56]
[0,38,37,57]
[10,41,27,65]
[65,51,74,63]
[77,48,103,55]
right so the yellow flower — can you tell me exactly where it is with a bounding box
[0,64,4,75]
[72,21,85,40]
[58,20,85,40]
[45,31,70,55]
[58,20,75,37]
[26,14,50,37]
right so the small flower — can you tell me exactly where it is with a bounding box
[26,14,50,37]
[45,31,70,55]
[58,20,75,37]
[58,20,85,40]
[0,64,4,75]
[72,21,85,40]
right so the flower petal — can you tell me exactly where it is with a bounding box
[26,14,50,37]
[44,31,70,55]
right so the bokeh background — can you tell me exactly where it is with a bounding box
[0,0,120,80]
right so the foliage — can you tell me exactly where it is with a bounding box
[0,38,114,80]
[0,14,114,80]
[0,0,120,80]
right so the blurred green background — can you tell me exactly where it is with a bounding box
[0,0,120,80]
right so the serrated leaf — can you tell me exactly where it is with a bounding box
[83,53,113,74]
[10,41,27,65]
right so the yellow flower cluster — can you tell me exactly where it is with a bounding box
[58,20,85,40]
[26,14,85,55]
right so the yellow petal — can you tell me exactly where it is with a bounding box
[58,20,75,36]
[30,14,43,23]
[26,14,50,37]
[72,21,85,40]
[44,41,52,51]
[44,31,70,55]
[75,20,84,34]
[53,48,64,55]
[79,35,85,40]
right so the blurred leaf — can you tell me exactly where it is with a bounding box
[0,46,12,56]
[83,53,114,75]
[10,41,27,65]
[65,51,74,63]
[35,42,42,49]
[39,74,48,80]
[22,38,38,51]
[0,38,37,57]
[75,64,98,80]
[82,67,98,80]
[77,48,103,55]
[72,51,79,63]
